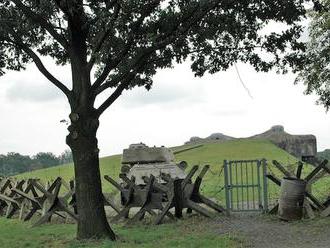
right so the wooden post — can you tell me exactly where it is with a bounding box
[173,179,183,218]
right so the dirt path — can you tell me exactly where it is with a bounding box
[214,214,330,248]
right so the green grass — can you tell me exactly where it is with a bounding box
[18,155,122,193]
[0,217,237,248]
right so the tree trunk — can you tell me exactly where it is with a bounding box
[66,111,116,240]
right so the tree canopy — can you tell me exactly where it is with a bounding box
[296,0,330,110]
[0,0,315,114]
[0,0,320,240]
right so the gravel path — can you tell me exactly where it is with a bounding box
[214,213,330,248]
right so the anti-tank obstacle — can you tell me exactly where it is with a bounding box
[0,179,26,219]
[0,143,224,226]
[104,143,225,224]
[266,159,330,219]
[0,177,78,226]
[28,177,78,227]
[105,165,225,224]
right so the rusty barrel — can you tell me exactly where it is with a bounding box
[278,177,306,221]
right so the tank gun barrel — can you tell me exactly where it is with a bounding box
[172,144,203,155]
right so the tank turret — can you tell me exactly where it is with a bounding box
[121,143,188,185]
[122,143,175,165]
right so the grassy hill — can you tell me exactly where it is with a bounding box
[3,138,330,248]
[17,138,321,202]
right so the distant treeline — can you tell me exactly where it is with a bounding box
[318,149,330,161]
[0,150,73,176]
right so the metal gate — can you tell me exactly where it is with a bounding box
[224,159,268,213]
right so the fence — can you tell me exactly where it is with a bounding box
[224,159,268,213]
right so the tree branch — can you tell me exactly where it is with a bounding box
[96,81,127,116]
[87,3,121,71]
[3,33,72,100]
[10,0,69,50]
[24,48,72,99]
[91,40,133,92]
[53,0,71,17]
[94,0,222,116]
[96,51,152,116]
[90,0,162,85]
[94,49,154,95]
[96,71,139,116]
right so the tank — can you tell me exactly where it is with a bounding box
[120,143,198,185]
[103,143,224,223]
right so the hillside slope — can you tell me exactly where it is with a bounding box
[18,139,310,199]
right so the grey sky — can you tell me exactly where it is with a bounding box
[6,80,63,102]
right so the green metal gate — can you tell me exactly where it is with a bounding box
[224,159,268,213]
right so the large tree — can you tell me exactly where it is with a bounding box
[296,0,330,110]
[0,0,317,240]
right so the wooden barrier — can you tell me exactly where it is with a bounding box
[104,165,225,224]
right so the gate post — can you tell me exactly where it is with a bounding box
[262,159,269,213]
[223,160,230,216]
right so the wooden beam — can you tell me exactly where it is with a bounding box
[272,160,292,177]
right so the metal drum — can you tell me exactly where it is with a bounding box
[278,177,306,221]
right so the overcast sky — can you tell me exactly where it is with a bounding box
[0,56,329,157]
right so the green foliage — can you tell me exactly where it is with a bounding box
[296,0,330,110]
[58,149,73,165]
[32,152,60,168]
[318,148,330,160]
[0,152,32,175]
[0,150,72,176]
[0,217,237,248]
